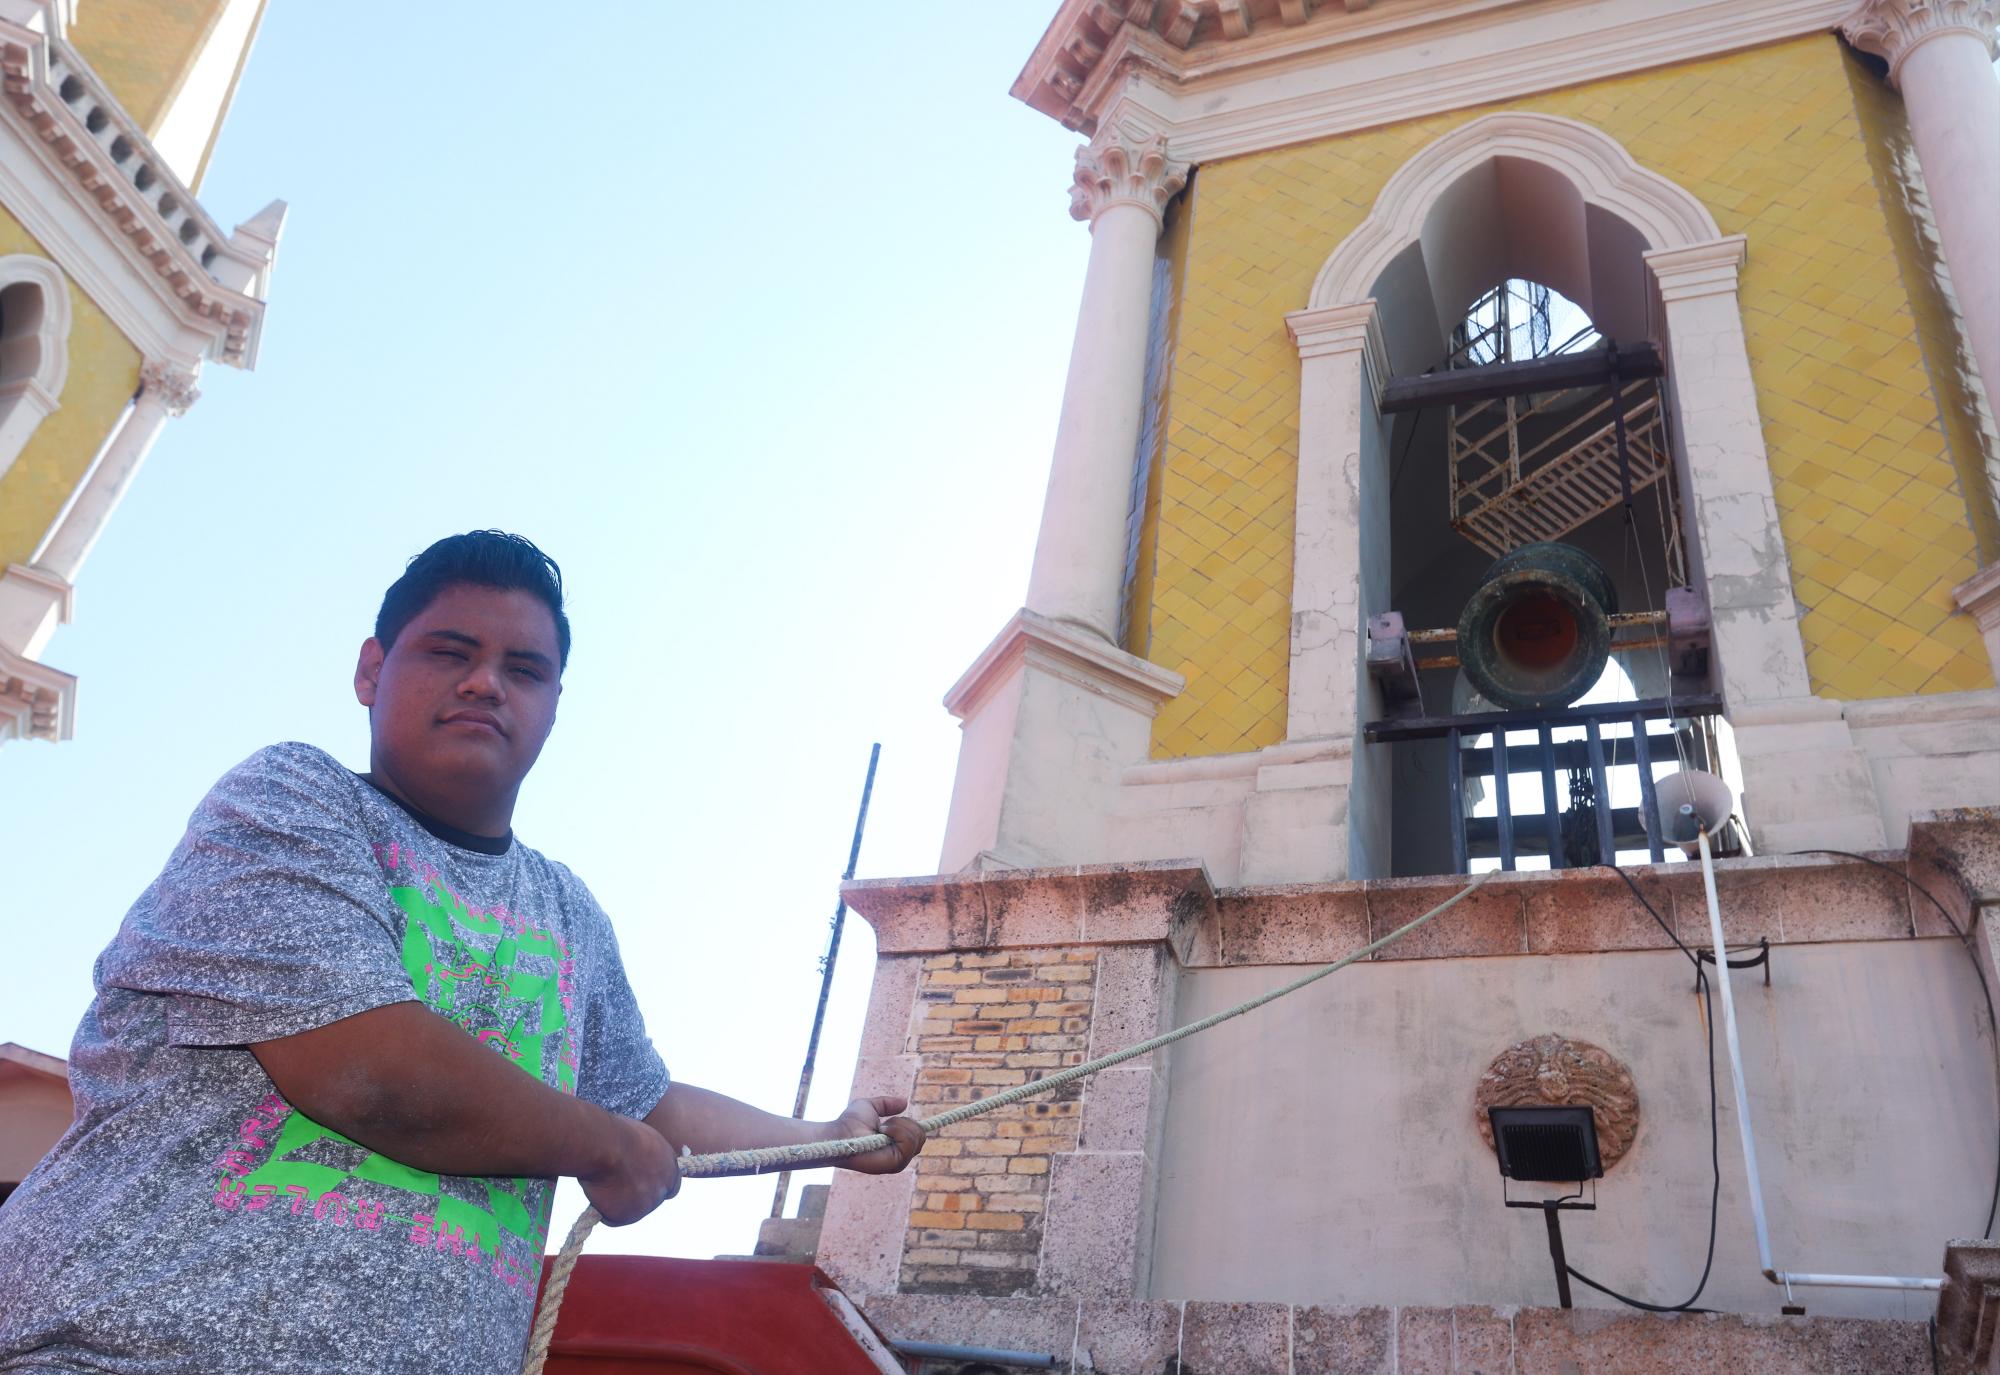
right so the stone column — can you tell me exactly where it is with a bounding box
[0,360,199,660]
[1646,238,1887,852]
[1844,0,2000,413]
[1024,132,1188,644]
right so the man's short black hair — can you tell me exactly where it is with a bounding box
[376,531,571,669]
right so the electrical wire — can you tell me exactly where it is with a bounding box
[1789,847,2000,1239]
[1560,863,1721,1313]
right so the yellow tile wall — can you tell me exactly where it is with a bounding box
[1139,33,1992,759]
[0,209,145,568]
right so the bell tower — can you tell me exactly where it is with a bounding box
[0,0,279,747]
[813,2,2000,1367]
[940,0,2000,886]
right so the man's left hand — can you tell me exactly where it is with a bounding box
[824,1095,926,1174]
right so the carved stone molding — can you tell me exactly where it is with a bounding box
[1842,0,2000,82]
[1069,131,1188,228]
[1475,1034,1642,1171]
[139,359,200,416]
[0,639,74,744]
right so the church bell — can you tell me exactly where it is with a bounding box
[1456,542,1616,710]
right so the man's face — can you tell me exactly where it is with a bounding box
[353,583,563,819]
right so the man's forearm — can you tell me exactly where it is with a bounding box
[252,1000,626,1180]
[644,1082,837,1156]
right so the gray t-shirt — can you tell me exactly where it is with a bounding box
[0,742,670,1375]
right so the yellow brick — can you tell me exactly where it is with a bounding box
[908,1211,965,1230]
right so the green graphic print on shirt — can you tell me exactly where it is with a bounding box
[210,845,580,1288]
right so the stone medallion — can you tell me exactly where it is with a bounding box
[1474,1033,1641,1171]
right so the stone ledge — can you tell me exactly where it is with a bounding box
[860,1294,1929,1373]
[844,861,1214,957]
[842,836,2000,964]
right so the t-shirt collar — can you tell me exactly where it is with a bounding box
[355,773,513,856]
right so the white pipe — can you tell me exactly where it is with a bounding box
[1774,1272,1941,1292]
[1698,822,1776,1272]
[1695,825,1944,1294]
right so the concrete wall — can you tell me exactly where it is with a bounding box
[1151,938,1993,1320]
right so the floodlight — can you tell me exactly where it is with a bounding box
[1490,1104,1602,1308]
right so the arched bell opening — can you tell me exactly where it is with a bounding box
[1356,157,1718,878]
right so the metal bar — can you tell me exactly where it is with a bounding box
[1366,693,1724,743]
[771,742,882,1221]
[1585,720,1615,865]
[1539,724,1563,870]
[1698,825,1775,1275]
[1544,1202,1574,1308]
[1463,807,1642,855]
[1493,729,1515,872]
[1406,610,1667,644]
[891,1339,1065,1367]
[1380,341,1665,412]
[1415,635,1668,673]
[1772,1273,1943,1292]
[1459,739,1618,782]
[1446,726,1469,875]
[1631,714,1664,863]
[1613,369,1634,514]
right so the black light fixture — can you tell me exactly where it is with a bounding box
[1490,1105,1603,1308]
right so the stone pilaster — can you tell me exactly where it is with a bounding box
[815,862,1204,1303]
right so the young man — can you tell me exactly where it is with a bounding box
[0,532,924,1374]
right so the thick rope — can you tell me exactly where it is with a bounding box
[520,869,1495,1373]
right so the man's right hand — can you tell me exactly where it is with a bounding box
[579,1114,682,1225]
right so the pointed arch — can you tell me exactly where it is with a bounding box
[1307,112,1722,311]
[0,254,71,485]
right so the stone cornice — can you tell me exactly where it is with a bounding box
[1016,0,1856,159]
[0,11,277,368]
[944,607,1185,722]
[842,846,1969,961]
[1842,0,2000,82]
[1069,130,1188,227]
[0,637,72,743]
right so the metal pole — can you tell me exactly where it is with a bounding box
[1543,1202,1574,1308]
[1695,824,1944,1294]
[770,743,882,1221]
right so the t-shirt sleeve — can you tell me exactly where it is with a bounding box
[567,885,670,1120]
[99,743,417,1048]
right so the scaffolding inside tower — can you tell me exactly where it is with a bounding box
[1442,282,1681,569]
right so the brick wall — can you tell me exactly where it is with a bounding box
[900,949,1098,1294]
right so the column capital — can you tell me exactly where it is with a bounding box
[1285,298,1388,401]
[1069,131,1188,230]
[1842,0,2000,84]
[139,359,201,416]
[1643,234,1747,304]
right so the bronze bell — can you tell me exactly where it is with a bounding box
[1456,542,1616,710]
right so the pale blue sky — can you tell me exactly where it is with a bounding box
[5,5,1085,1260]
